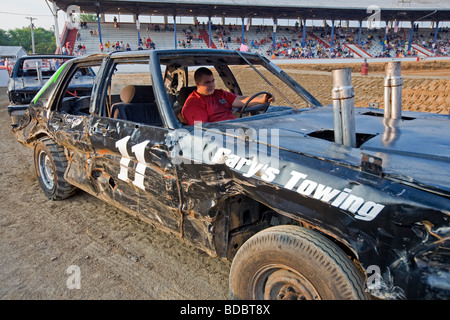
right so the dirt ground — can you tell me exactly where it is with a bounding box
[0,60,448,300]
[277,60,450,114]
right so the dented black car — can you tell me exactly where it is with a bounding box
[7,54,92,105]
[7,49,450,300]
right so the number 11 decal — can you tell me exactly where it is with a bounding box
[115,136,150,190]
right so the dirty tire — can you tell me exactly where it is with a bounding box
[229,225,368,300]
[34,138,76,200]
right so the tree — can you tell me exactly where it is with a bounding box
[1,27,56,54]
[0,29,12,46]
[32,28,56,54]
[80,13,98,22]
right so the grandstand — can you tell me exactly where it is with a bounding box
[72,21,450,60]
[51,0,450,59]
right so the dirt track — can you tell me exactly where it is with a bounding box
[277,60,450,114]
[0,61,448,300]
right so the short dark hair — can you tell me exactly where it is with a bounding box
[194,67,213,83]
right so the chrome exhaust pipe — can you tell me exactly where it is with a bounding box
[384,61,402,119]
[332,68,356,148]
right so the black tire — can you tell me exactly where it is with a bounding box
[229,225,368,300]
[34,138,77,200]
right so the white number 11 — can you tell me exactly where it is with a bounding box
[115,136,150,190]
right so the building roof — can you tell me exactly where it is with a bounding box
[0,46,27,58]
[51,0,450,22]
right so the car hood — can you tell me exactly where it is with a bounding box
[201,106,450,196]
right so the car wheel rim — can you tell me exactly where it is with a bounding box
[38,151,55,190]
[252,265,321,300]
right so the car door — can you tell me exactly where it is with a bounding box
[88,116,181,231]
[46,59,98,195]
[88,55,182,234]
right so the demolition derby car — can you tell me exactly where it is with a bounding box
[7,49,450,300]
[7,54,93,105]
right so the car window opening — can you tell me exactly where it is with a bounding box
[57,65,96,116]
[102,60,164,128]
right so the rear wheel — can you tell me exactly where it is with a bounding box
[34,138,76,200]
[229,225,368,300]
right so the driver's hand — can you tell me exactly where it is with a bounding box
[264,93,275,103]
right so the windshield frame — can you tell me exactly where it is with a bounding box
[150,50,322,129]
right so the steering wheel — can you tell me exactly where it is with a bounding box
[237,91,272,118]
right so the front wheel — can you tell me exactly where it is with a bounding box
[229,225,368,300]
[34,138,77,200]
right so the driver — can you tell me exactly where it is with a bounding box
[181,67,274,125]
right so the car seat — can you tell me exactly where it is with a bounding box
[174,86,197,124]
[111,85,163,126]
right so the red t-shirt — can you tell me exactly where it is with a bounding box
[182,89,238,125]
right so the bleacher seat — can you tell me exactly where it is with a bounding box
[72,22,448,58]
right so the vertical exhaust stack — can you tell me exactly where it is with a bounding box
[332,68,356,148]
[384,61,403,119]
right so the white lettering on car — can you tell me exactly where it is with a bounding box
[115,140,385,221]
[212,147,385,221]
[284,171,385,221]
[115,136,150,191]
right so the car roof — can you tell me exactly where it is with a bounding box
[17,55,75,60]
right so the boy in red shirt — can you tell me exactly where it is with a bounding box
[182,67,274,125]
